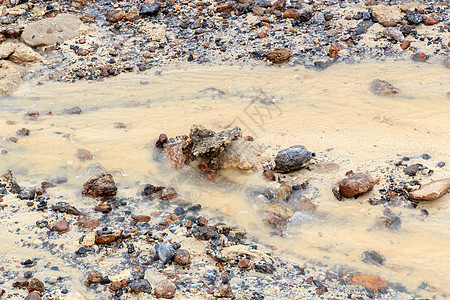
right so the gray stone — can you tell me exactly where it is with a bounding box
[273,145,312,173]
[156,243,175,264]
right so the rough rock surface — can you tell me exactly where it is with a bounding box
[154,280,176,299]
[21,14,84,47]
[273,145,312,173]
[8,44,42,64]
[409,178,450,201]
[371,79,400,96]
[218,139,270,170]
[338,172,377,198]
[82,173,117,198]
[0,60,22,95]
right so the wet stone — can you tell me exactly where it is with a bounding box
[273,145,312,173]
[371,79,400,95]
[362,250,386,265]
[156,243,176,264]
[174,249,190,266]
[82,173,117,198]
[24,111,39,121]
[154,280,176,299]
[338,172,377,198]
[403,164,420,176]
[128,279,152,294]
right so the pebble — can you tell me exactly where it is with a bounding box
[155,280,176,299]
[28,278,44,293]
[128,279,152,293]
[403,164,420,176]
[273,145,312,173]
[283,9,299,19]
[87,270,103,285]
[338,172,377,198]
[156,243,176,264]
[25,292,41,300]
[238,257,251,269]
[174,249,190,266]
[53,219,70,233]
[383,27,404,42]
[406,11,423,24]
[263,48,292,63]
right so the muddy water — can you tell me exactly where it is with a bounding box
[1,61,449,298]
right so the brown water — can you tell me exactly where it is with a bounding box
[1,61,449,298]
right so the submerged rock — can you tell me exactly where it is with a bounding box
[361,250,385,266]
[82,173,117,198]
[338,172,377,198]
[371,79,400,96]
[351,273,387,292]
[409,178,450,201]
[273,145,312,173]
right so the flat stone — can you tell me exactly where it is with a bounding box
[409,178,450,201]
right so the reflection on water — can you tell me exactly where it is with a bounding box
[1,61,449,298]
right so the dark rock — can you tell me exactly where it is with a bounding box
[82,173,117,198]
[362,250,386,265]
[25,292,41,300]
[437,162,445,168]
[338,172,377,198]
[403,164,420,176]
[421,154,431,160]
[156,243,176,264]
[128,279,152,293]
[16,128,30,136]
[13,278,29,288]
[406,11,423,24]
[156,133,168,148]
[273,145,312,173]
[154,280,176,299]
[192,226,217,240]
[140,3,160,16]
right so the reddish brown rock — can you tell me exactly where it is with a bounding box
[28,278,44,293]
[174,249,190,266]
[163,135,193,168]
[412,52,428,62]
[76,149,94,161]
[12,278,29,288]
[16,128,30,136]
[76,48,90,56]
[53,219,70,233]
[86,270,103,285]
[106,10,125,22]
[263,168,276,181]
[24,111,39,121]
[214,284,232,298]
[258,32,266,39]
[109,279,128,291]
[264,48,292,63]
[409,178,450,201]
[424,16,438,26]
[75,216,100,229]
[155,133,168,148]
[338,172,377,198]
[295,198,316,211]
[25,292,41,300]
[328,44,342,58]
[379,21,397,27]
[238,257,250,269]
[400,40,411,50]
[82,173,117,198]
[125,6,140,21]
[95,230,123,244]
[155,280,176,299]
[351,273,387,292]
[131,215,151,223]
[283,9,299,19]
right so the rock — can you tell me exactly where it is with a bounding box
[214,284,232,298]
[262,203,294,221]
[403,164,420,176]
[361,251,385,265]
[283,9,299,19]
[273,145,312,173]
[294,198,316,211]
[131,215,151,223]
[0,25,24,37]
[82,173,117,198]
[400,40,411,50]
[155,133,168,148]
[128,279,152,293]
[405,11,423,24]
[75,216,100,230]
[13,278,29,288]
[264,48,292,63]
[25,292,41,300]
[106,10,124,22]
[86,270,103,285]
[351,273,387,292]
[0,42,16,59]
[24,111,39,120]
[0,60,21,96]
[63,106,82,114]
[412,52,428,62]
[155,280,176,299]
[21,14,84,47]
[298,10,313,22]
[163,135,193,168]
[328,44,342,58]
[28,278,44,293]
[109,279,128,291]
[140,3,160,16]
[125,6,140,22]
[218,139,269,170]
[275,182,292,201]
[16,128,30,136]
[424,16,438,26]
[371,79,400,95]
[190,125,242,159]
[114,122,127,128]
[263,168,276,181]
[338,172,377,198]
[80,232,96,247]
[172,249,190,266]
[76,149,93,161]
[379,21,397,27]
[238,257,251,269]
[383,27,404,42]
[409,178,450,201]
[95,230,123,244]
[8,44,42,64]
[53,219,70,233]
[156,243,176,264]
[371,5,403,22]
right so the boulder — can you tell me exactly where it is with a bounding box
[21,14,83,47]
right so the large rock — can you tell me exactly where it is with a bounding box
[82,173,117,198]
[409,178,450,201]
[9,44,42,64]
[338,172,377,198]
[371,5,404,22]
[273,145,312,173]
[21,14,83,47]
[218,139,270,170]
